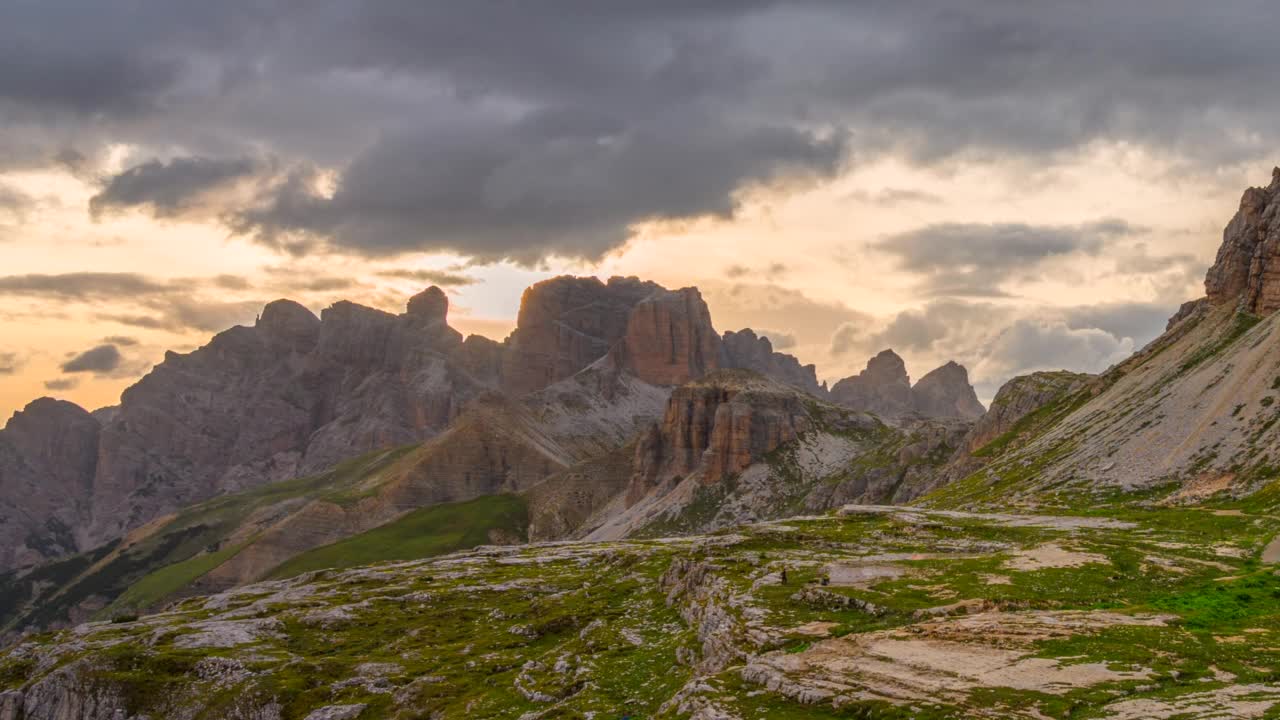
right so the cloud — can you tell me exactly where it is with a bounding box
[89,155,263,220]
[3,2,1280,264]
[43,378,79,391]
[0,272,171,300]
[375,268,477,287]
[1060,302,1174,350]
[232,119,845,262]
[0,351,20,374]
[0,271,269,334]
[101,335,139,346]
[845,188,942,207]
[725,263,789,281]
[0,182,31,219]
[60,344,122,373]
[974,319,1135,387]
[874,219,1144,296]
[99,298,263,333]
[703,282,873,351]
[820,297,1175,400]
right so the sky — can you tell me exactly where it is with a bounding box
[1,1,1277,419]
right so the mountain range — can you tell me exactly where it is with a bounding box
[3,172,1280,718]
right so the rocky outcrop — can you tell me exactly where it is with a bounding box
[611,288,720,386]
[1205,167,1280,314]
[719,328,825,397]
[0,399,100,570]
[501,275,658,396]
[0,661,133,720]
[830,350,984,422]
[626,370,809,506]
[912,362,985,420]
[829,350,914,419]
[963,371,1091,454]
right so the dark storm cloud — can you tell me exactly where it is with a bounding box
[61,344,122,374]
[232,119,845,260]
[874,220,1144,296]
[2,1,1280,261]
[90,156,263,219]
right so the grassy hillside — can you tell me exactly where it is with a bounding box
[268,494,529,579]
[1,444,417,632]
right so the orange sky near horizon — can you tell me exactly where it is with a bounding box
[0,147,1258,420]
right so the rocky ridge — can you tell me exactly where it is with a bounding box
[927,168,1280,506]
[0,276,756,574]
[718,328,825,396]
[830,349,985,421]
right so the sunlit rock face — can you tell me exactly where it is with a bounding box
[501,275,659,397]
[1206,167,1280,315]
[610,287,721,387]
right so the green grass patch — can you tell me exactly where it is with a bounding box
[268,494,528,578]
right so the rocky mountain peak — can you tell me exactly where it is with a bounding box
[829,348,913,418]
[1204,166,1280,314]
[830,351,984,421]
[5,397,97,443]
[719,328,825,397]
[0,397,100,569]
[865,349,910,384]
[912,361,986,420]
[405,285,449,325]
[502,275,660,396]
[256,299,320,351]
[611,287,720,386]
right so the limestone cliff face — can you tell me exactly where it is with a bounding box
[86,288,498,547]
[501,275,658,396]
[1205,167,1280,314]
[830,350,984,421]
[719,328,825,397]
[2,274,720,574]
[610,287,720,386]
[0,399,100,569]
[625,370,810,506]
[146,364,671,597]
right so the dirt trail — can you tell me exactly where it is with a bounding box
[1263,535,1280,564]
